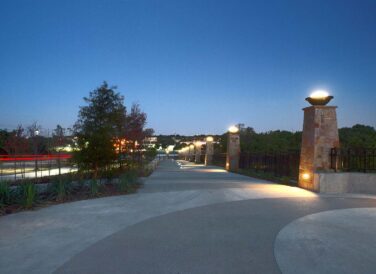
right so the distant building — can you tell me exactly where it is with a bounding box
[143,136,158,148]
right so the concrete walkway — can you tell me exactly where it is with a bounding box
[1,160,376,273]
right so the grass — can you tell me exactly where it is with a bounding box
[19,181,37,209]
[237,169,298,186]
[118,170,139,193]
[0,181,12,206]
[49,177,72,201]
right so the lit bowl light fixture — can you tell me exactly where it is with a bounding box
[228,125,239,133]
[305,90,333,106]
[206,136,214,142]
[195,141,202,147]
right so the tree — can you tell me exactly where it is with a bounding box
[52,125,66,176]
[125,103,147,147]
[52,125,66,149]
[5,125,28,155]
[143,128,154,138]
[73,82,127,177]
[0,129,10,153]
[339,124,376,149]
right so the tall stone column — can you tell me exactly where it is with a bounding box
[195,142,201,164]
[299,106,340,191]
[189,144,194,162]
[226,127,240,172]
[205,136,214,166]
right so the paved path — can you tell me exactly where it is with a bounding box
[1,160,376,273]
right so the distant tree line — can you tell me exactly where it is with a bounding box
[216,124,376,153]
[0,123,67,155]
[149,124,376,154]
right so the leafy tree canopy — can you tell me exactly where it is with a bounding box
[73,82,127,175]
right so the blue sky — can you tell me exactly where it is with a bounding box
[0,0,375,135]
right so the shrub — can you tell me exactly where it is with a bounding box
[0,181,12,206]
[118,170,138,193]
[19,181,37,209]
[89,179,100,197]
[49,177,72,201]
[101,168,121,182]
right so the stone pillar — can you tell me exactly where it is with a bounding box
[299,106,340,191]
[189,144,194,162]
[226,130,240,172]
[205,137,214,166]
[183,147,188,161]
[195,142,201,164]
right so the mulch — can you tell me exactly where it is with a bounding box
[0,182,142,216]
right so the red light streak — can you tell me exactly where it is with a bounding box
[0,154,72,162]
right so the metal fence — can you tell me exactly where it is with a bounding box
[239,151,301,180]
[212,153,227,168]
[331,148,376,172]
[0,154,74,181]
[0,152,153,182]
[199,154,205,163]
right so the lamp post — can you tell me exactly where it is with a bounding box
[299,90,340,191]
[34,130,39,178]
[226,126,240,172]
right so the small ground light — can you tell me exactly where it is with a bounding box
[302,173,311,180]
[228,126,239,133]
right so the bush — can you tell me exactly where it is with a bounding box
[19,181,37,209]
[118,170,138,193]
[0,181,12,206]
[101,168,121,182]
[49,177,72,201]
[89,179,100,197]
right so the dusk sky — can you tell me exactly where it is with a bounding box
[0,0,375,135]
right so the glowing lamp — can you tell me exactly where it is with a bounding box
[206,136,214,142]
[302,173,311,180]
[228,126,239,134]
[189,144,194,149]
[306,90,333,106]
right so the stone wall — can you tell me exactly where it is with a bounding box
[314,172,376,194]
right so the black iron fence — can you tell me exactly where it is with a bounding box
[239,151,301,180]
[331,148,376,172]
[200,154,205,163]
[0,151,153,182]
[0,154,74,181]
[212,153,227,168]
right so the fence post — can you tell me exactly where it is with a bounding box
[364,149,367,173]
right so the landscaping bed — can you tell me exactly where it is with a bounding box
[0,170,146,216]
